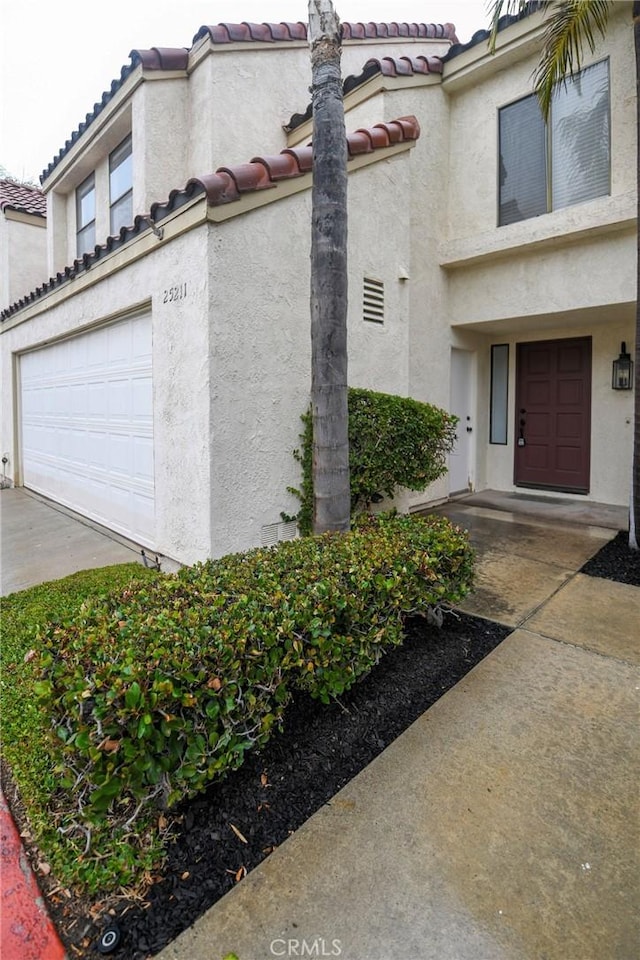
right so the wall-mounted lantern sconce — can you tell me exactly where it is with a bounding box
[612,342,633,390]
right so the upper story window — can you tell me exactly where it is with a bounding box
[498,59,610,226]
[109,135,133,235]
[76,173,96,256]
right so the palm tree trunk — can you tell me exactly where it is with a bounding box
[308,0,350,534]
[631,0,640,548]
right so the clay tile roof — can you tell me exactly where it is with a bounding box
[40,18,453,184]
[192,21,308,44]
[346,130,374,156]
[281,146,314,175]
[182,173,236,206]
[342,21,453,40]
[4,115,419,322]
[216,162,275,194]
[442,0,541,61]
[131,47,189,70]
[250,154,300,180]
[286,55,443,132]
[0,179,46,217]
[369,55,443,77]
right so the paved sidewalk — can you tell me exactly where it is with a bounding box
[158,503,639,960]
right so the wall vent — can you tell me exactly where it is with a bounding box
[363,277,384,324]
[260,520,298,547]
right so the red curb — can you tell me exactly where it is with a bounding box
[1,787,67,960]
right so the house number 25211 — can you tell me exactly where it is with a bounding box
[163,283,187,303]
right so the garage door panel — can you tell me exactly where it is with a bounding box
[132,377,153,415]
[134,437,154,481]
[20,315,155,547]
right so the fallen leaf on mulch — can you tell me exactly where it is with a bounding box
[230,823,248,844]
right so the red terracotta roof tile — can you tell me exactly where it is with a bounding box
[216,162,276,194]
[192,21,308,44]
[6,116,419,321]
[281,146,314,175]
[342,21,455,40]
[372,55,443,76]
[0,179,46,217]
[251,154,301,181]
[286,55,444,133]
[131,47,189,70]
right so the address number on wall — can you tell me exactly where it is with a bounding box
[163,283,187,303]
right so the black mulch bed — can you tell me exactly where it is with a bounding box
[580,530,640,586]
[41,611,510,959]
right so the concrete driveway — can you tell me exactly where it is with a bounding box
[0,488,146,596]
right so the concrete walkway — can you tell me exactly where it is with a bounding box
[158,499,639,960]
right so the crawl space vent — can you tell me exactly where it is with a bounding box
[261,520,298,547]
[363,277,384,324]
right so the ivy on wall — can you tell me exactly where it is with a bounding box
[287,387,458,535]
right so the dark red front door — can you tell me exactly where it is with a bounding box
[515,337,591,494]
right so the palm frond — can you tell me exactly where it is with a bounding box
[486,0,547,54]
[534,1,613,117]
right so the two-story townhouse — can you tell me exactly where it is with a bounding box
[0,20,454,564]
[40,22,454,277]
[439,1,634,508]
[0,5,635,566]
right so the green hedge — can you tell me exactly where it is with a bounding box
[33,513,472,890]
[0,564,162,893]
[288,388,458,534]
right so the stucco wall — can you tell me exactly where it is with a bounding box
[134,78,189,212]
[0,215,47,312]
[204,149,415,557]
[444,6,634,244]
[188,37,453,173]
[1,225,213,565]
[2,140,419,563]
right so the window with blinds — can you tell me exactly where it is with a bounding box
[498,59,610,226]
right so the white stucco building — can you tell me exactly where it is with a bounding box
[0,6,635,565]
[0,180,47,314]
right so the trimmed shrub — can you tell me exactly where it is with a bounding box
[348,388,457,508]
[34,513,473,890]
[37,573,290,815]
[287,388,458,534]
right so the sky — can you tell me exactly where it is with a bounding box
[0,1,489,184]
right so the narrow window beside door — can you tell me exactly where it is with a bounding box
[490,344,509,444]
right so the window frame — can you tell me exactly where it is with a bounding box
[497,57,610,227]
[76,172,96,257]
[109,134,133,236]
[489,344,509,445]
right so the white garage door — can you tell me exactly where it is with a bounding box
[20,314,155,547]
